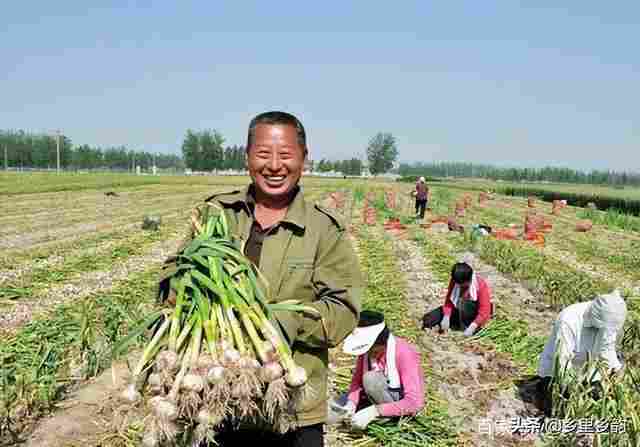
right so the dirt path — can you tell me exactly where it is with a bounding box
[0,203,191,251]
[389,230,545,446]
[325,191,358,447]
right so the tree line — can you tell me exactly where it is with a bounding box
[399,162,640,187]
[179,130,399,176]
[314,158,363,176]
[180,130,246,171]
[8,127,636,187]
[1,128,402,176]
[0,130,182,171]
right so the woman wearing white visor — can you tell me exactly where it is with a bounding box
[534,289,627,416]
[327,310,425,431]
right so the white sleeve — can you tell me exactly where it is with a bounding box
[595,329,622,371]
[556,322,576,374]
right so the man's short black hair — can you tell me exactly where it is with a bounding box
[451,262,473,285]
[246,111,307,154]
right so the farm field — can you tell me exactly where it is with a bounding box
[1,173,639,447]
[0,172,359,195]
[440,178,640,201]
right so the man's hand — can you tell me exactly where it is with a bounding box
[166,289,177,306]
[440,315,450,333]
[350,405,379,431]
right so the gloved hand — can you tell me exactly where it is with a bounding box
[344,400,357,417]
[463,322,478,337]
[329,400,356,420]
[350,405,380,431]
[440,315,450,333]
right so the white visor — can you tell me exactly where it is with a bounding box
[342,322,386,356]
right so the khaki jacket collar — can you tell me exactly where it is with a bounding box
[216,183,307,230]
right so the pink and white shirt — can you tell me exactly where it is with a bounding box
[346,336,425,417]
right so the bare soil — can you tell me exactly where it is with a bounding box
[9,353,143,447]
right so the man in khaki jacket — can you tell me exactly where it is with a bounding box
[158,111,363,446]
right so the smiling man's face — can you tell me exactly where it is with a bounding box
[247,123,306,202]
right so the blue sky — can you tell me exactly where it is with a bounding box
[1,1,638,171]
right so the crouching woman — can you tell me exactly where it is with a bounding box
[422,259,493,337]
[327,310,425,431]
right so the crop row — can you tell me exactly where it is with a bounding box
[433,179,640,214]
[0,217,186,304]
[0,172,364,195]
[501,185,640,217]
[0,190,204,236]
[429,186,640,283]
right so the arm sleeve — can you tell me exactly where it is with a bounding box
[596,329,623,371]
[473,280,492,327]
[347,356,365,406]
[443,279,455,317]
[377,345,425,417]
[275,223,363,348]
[555,322,576,376]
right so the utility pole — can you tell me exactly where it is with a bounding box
[3,144,7,171]
[56,130,61,173]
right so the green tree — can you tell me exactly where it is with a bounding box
[346,158,362,176]
[366,132,398,175]
[199,130,225,170]
[181,130,201,170]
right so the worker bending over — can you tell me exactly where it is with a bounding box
[534,290,627,415]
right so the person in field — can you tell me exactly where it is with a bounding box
[327,310,425,431]
[414,177,429,220]
[421,257,493,337]
[158,111,363,447]
[533,290,627,416]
